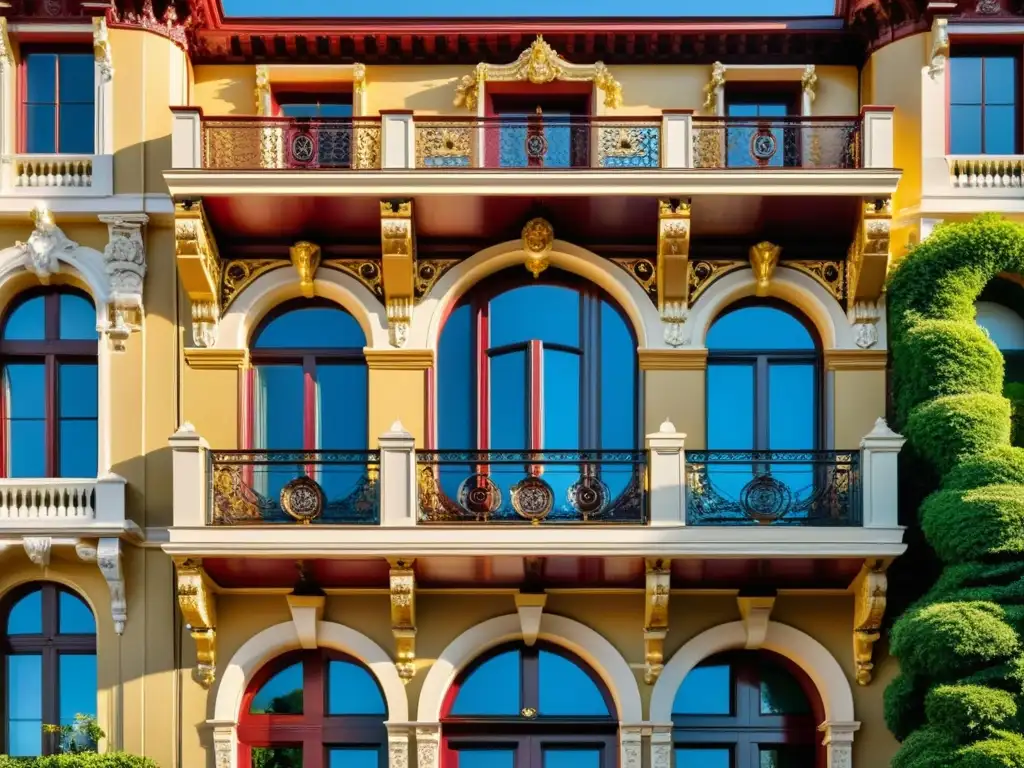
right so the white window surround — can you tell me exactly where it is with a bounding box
[648,620,859,768]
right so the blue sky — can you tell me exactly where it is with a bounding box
[222,0,836,18]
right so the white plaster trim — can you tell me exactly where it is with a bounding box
[415,612,643,723]
[947,22,1024,35]
[213,266,389,351]
[212,620,409,728]
[649,620,855,724]
[416,239,658,351]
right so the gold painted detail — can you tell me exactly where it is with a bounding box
[609,257,657,300]
[92,18,113,82]
[389,560,417,682]
[221,259,288,310]
[323,259,384,299]
[415,259,460,299]
[929,18,950,79]
[800,64,817,102]
[522,218,554,278]
[702,62,726,113]
[688,260,747,306]
[415,123,474,168]
[175,202,223,348]
[848,198,892,308]
[749,242,781,297]
[211,464,261,522]
[175,559,218,687]
[355,124,382,169]
[255,65,271,116]
[454,35,622,111]
[786,261,847,303]
[381,200,416,347]
[597,124,662,168]
[644,558,671,684]
[853,560,888,685]
[353,62,367,95]
[290,242,321,298]
[637,349,708,371]
[657,199,692,347]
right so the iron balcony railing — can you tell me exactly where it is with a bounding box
[208,450,381,525]
[691,116,861,170]
[417,450,647,524]
[202,117,383,170]
[684,450,861,526]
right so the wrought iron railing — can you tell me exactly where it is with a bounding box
[208,450,381,525]
[202,117,382,170]
[691,117,860,170]
[684,450,861,526]
[413,117,661,169]
[417,450,647,524]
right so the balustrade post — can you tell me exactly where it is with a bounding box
[646,419,687,525]
[169,422,208,527]
[859,418,905,528]
[662,110,693,168]
[93,473,127,524]
[379,421,417,527]
[860,106,894,169]
[170,106,203,169]
[381,111,415,169]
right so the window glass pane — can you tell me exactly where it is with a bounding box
[59,363,98,419]
[951,57,983,104]
[759,747,815,768]
[7,589,42,634]
[538,650,609,716]
[26,54,56,104]
[254,306,364,349]
[56,54,94,103]
[950,105,983,155]
[675,748,731,768]
[984,57,1017,104]
[7,655,42,757]
[58,102,95,155]
[59,592,94,634]
[707,364,754,450]
[543,349,580,450]
[5,364,47,478]
[707,307,814,351]
[438,303,473,449]
[599,300,635,450]
[59,363,99,477]
[280,104,319,118]
[250,662,303,714]
[318,363,367,449]
[319,103,353,118]
[450,650,520,716]
[4,296,45,340]
[59,294,98,340]
[673,664,731,715]
[759,659,811,715]
[255,365,305,450]
[985,104,1016,155]
[328,748,378,768]
[25,104,56,154]
[543,748,601,768]
[251,746,302,767]
[489,351,528,450]
[727,103,758,117]
[327,659,386,716]
[768,364,814,450]
[59,654,97,732]
[489,285,580,348]
[452,748,516,768]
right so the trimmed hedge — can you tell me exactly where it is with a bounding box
[886,215,1024,762]
[0,756,157,768]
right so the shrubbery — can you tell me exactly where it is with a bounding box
[885,214,1024,763]
[0,717,157,768]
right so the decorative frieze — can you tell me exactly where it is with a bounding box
[176,558,218,687]
[175,201,222,348]
[325,259,384,300]
[414,259,459,300]
[389,558,417,681]
[522,218,554,279]
[852,560,888,685]
[609,257,657,300]
[644,558,671,683]
[786,260,846,303]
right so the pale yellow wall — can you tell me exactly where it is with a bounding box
[833,368,887,448]
[368,368,427,447]
[193,65,259,116]
[645,370,706,449]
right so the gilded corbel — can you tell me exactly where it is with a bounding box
[290,241,321,298]
[389,558,416,682]
[175,202,222,348]
[92,18,113,82]
[353,63,367,97]
[853,560,888,685]
[702,62,726,113]
[657,199,691,347]
[644,558,671,684]
[381,201,416,347]
[847,198,891,309]
[522,218,554,279]
[175,558,218,687]
[255,64,271,116]
[749,241,781,296]
[929,18,949,79]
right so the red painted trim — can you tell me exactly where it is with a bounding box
[12,31,92,44]
[476,301,489,452]
[529,340,543,452]
[379,109,414,114]
[0,358,7,479]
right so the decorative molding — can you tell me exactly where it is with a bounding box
[175,558,218,687]
[389,558,417,682]
[363,349,435,370]
[18,204,77,285]
[737,593,776,650]
[702,61,726,113]
[852,560,888,685]
[255,64,271,116]
[819,721,860,768]
[976,0,1001,13]
[657,199,691,347]
[212,730,233,768]
[175,201,222,348]
[621,725,643,768]
[381,200,416,347]
[661,299,688,347]
[323,258,383,300]
[650,730,673,768]
[183,347,250,370]
[92,17,113,82]
[609,257,656,302]
[388,731,409,768]
[220,259,288,311]
[23,536,51,567]
[824,349,888,371]
[785,261,846,304]
[848,198,891,309]
[521,218,554,278]
[849,300,883,349]
[99,214,149,352]
[689,260,748,305]
[109,1,189,52]
[801,64,817,102]
[515,592,547,647]
[929,18,949,79]
[289,241,321,299]
[637,348,708,371]
[644,557,671,683]
[453,35,622,111]
[416,726,440,768]
[749,241,781,296]
[414,258,459,300]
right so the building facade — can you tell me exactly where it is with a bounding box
[0,0,1019,767]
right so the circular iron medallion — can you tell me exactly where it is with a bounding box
[511,475,555,522]
[457,474,502,519]
[525,133,548,160]
[739,473,791,524]
[280,476,325,524]
[290,133,316,163]
[750,129,778,164]
[568,475,609,519]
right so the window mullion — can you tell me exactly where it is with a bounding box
[755,357,770,451]
[46,355,57,478]
[521,648,540,711]
[529,340,543,452]
[53,55,60,154]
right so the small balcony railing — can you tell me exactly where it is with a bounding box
[947,156,1024,189]
[684,450,861,526]
[691,116,861,170]
[202,117,383,170]
[416,450,647,524]
[208,450,381,525]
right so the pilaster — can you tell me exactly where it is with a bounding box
[646,420,686,525]
[819,721,860,768]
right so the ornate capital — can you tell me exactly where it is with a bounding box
[290,241,321,298]
[100,214,148,352]
[176,558,218,687]
[929,18,949,79]
[852,560,888,685]
[749,241,781,296]
[381,200,416,347]
[703,62,726,113]
[93,18,113,82]
[644,558,671,684]
[848,198,891,309]
[522,218,554,278]
[389,558,417,682]
[77,538,127,635]
[175,201,222,348]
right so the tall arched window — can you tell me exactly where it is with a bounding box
[672,651,819,768]
[237,650,387,768]
[0,289,99,477]
[441,642,618,768]
[1,583,97,756]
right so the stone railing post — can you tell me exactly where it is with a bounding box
[381,111,415,169]
[169,422,208,527]
[170,106,203,169]
[662,109,693,168]
[860,417,905,528]
[647,419,687,525]
[860,106,894,169]
[379,421,417,526]
[93,473,127,525]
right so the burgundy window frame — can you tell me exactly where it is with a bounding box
[237,649,387,768]
[0,583,96,756]
[17,45,95,155]
[948,47,1022,155]
[441,642,619,768]
[0,288,97,478]
[672,651,824,768]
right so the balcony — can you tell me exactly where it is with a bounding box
[0,474,131,537]
[0,153,114,198]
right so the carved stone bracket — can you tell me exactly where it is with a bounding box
[76,538,127,635]
[389,558,417,682]
[24,536,52,567]
[749,241,781,296]
[848,198,891,309]
[175,202,222,349]
[644,557,671,684]
[454,36,622,111]
[100,214,149,352]
[175,558,218,687]
[381,200,416,347]
[929,18,949,79]
[849,300,883,349]
[852,559,888,685]
[737,593,776,649]
[658,199,691,347]
[93,18,113,82]
[522,217,554,279]
[290,241,321,298]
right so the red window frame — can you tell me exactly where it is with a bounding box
[237,649,387,768]
[17,45,95,155]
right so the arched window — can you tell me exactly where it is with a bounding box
[441,642,618,768]
[0,289,99,477]
[237,649,387,768]
[672,651,820,768]
[1,583,97,756]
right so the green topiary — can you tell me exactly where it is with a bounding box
[0,758,156,768]
[1006,383,1024,448]
[887,215,1024,763]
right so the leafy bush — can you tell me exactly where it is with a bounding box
[0,756,158,768]
[886,215,1024,763]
